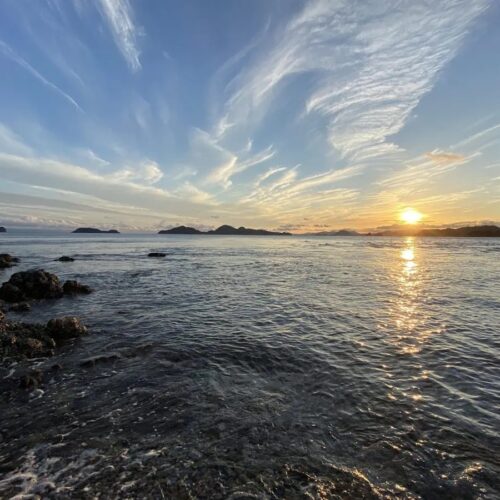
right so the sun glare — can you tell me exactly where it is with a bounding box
[400,208,423,225]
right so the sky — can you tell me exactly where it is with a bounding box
[0,0,499,233]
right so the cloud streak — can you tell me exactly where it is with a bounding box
[97,0,141,72]
[0,39,83,111]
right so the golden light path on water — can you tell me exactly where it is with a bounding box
[386,237,445,404]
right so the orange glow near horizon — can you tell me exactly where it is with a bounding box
[400,208,423,225]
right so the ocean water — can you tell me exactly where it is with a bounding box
[0,233,499,499]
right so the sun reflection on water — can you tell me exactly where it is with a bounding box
[383,238,436,402]
[396,238,421,352]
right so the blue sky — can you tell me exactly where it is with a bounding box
[0,0,499,231]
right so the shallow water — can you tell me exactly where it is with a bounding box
[0,233,499,499]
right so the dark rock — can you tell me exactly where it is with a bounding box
[50,363,63,371]
[57,256,75,262]
[19,369,43,390]
[0,227,5,233]
[46,316,88,341]
[1,314,87,360]
[63,280,92,295]
[148,252,167,257]
[0,270,63,302]
[8,302,31,312]
[0,283,24,302]
[0,253,19,269]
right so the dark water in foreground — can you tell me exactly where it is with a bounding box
[0,233,499,499]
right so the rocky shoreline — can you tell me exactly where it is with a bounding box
[0,255,90,389]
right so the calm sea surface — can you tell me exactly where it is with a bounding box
[0,233,499,498]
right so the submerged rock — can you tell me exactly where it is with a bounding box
[8,302,31,312]
[0,270,63,302]
[19,369,43,390]
[57,256,75,262]
[80,352,121,368]
[0,253,19,269]
[63,280,92,295]
[148,252,167,257]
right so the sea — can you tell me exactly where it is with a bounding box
[0,231,499,499]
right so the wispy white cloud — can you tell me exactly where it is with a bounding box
[0,123,33,155]
[109,160,164,185]
[97,0,141,72]
[214,0,489,163]
[378,153,474,191]
[77,148,110,167]
[206,145,275,189]
[242,165,360,213]
[425,150,468,165]
[186,128,275,189]
[173,182,217,205]
[0,153,211,219]
[454,123,500,152]
[0,39,83,111]
[254,166,287,187]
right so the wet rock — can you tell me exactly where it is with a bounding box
[63,280,92,295]
[0,320,56,359]
[148,252,167,257]
[57,256,75,262]
[50,363,63,371]
[8,302,31,312]
[1,313,87,361]
[0,253,19,269]
[0,270,63,302]
[46,316,88,341]
[19,369,43,390]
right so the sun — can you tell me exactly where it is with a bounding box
[400,208,423,225]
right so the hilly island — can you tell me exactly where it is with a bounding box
[159,225,292,236]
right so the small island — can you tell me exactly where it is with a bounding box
[159,225,201,235]
[72,228,120,234]
[0,227,6,233]
[159,224,291,236]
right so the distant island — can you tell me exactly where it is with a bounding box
[72,228,120,234]
[370,225,500,237]
[0,227,5,233]
[159,224,291,236]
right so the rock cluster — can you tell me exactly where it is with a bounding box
[0,315,87,360]
[0,270,92,303]
[0,267,91,367]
